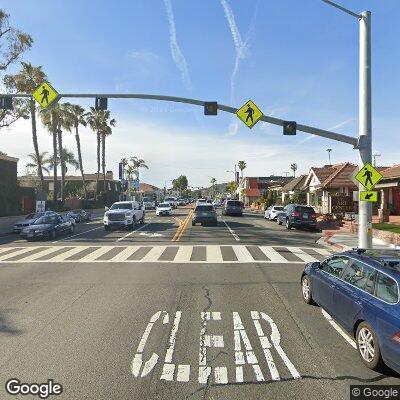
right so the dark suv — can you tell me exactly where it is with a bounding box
[192,204,218,226]
[222,200,243,216]
[277,204,317,230]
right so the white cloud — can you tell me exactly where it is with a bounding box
[127,50,160,64]
[163,0,192,92]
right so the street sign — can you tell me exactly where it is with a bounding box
[32,81,59,109]
[360,191,378,202]
[283,121,297,135]
[354,162,383,190]
[0,96,13,110]
[236,100,263,129]
[95,97,108,110]
[36,200,46,212]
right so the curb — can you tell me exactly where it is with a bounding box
[317,232,350,251]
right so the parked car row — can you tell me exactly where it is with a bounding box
[14,209,93,240]
[264,204,318,231]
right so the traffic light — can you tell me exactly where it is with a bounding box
[283,121,296,135]
[0,96,13,110]
[204,102,218,115]
[95,97,108,111]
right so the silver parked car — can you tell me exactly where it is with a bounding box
[13,211,57,233]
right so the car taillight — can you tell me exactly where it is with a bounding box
[311,213,316,219]
[391,332,400,344]
[292,211,300,217]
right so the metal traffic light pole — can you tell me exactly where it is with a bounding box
[322,0,373,248]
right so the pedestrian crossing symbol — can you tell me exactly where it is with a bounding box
[32,81,59,109]
[236,100,263,129]
[355,163,383,190]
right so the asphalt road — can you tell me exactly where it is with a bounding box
[0,206,398,399]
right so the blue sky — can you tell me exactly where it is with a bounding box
[2,0,399,188]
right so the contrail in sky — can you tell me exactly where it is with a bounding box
[163,0,192,92]
[220,0,258,135]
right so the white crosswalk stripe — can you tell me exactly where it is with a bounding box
[0,245,333,264]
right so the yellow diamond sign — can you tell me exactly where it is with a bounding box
[32,81,59,109]
[236,100,263,129]
[360,191,378,202]
[354,162,383,190]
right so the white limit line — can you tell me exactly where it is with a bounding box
[321,309,356,349]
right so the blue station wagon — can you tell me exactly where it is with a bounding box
[301,249,400,374]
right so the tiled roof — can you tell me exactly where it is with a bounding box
[381,164,400,180]
[281,175,307,192]
[321,162,358,188]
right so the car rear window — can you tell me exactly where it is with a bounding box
[227,201,242,207]
[376,273,398,304]
[273,206,284,211]
[295,206,315,213]
[196,205,214,211]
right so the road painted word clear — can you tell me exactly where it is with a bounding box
[131,311,300,384]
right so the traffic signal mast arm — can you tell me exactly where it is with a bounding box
[4,92,358,147]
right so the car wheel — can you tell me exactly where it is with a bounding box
[70,225,74,234]
[356,322,384,371]
[277,219,282,225]
[131,218,136,230]
[104,225,111,231]
[301,275,315,305]
[286,219,292,230]
[50,230,56,240]
[192,221,195,226]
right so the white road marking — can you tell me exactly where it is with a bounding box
[176,364,191,382]
[174,246,193,262]
[0,247,38,261]
[259,246,287,263]
[80,246,114,262]
[321,309,357,349]
[290,247,319,263]
[233,312,264,382]
[232,245,254,262]
[0,245,330,264]
[206,246,223,262]
[116,222,152,242]
[109,246,140,262]
[313,248,333,257]
[222,220,240,241]
[139,232,163,237]
[251,311,300,379]
[52,225,103,243]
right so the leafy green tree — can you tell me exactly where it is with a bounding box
[226,181,238,197]
[4,63,47,189]
[48,148,79,173]
[172,175,188,194]
[210,177,217,196]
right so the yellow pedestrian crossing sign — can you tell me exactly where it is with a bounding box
[360,191,378,202]
[354,162,383,190]
[236,100,263,129]
[32,81,59,109]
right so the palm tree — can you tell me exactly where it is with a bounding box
[40,106,61,202]
[26,152,50,176]
[210,177,217,196]
[4,62,47,189]
[290,163,298,178]
[86,108,116,195]
[102,123,115,191]
[64,103,88,198]
[48,148,79,173]
[130,157,149,183]
[238,161,246,180]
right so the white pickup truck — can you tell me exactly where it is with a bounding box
[103,201,145,231]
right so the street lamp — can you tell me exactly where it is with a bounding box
[372,153,381,167]
[326,149,332,166]
[322,0,373,248]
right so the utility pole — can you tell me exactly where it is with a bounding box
[358,11,372,248]
[326,148,332,165]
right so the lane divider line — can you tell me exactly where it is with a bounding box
[175,210,194,242]
[222,219,240,241]
[172,210,193,242]
[321,309,356,349]
[116,221,152,242]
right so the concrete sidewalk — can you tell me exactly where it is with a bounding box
[317,231,400,251]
